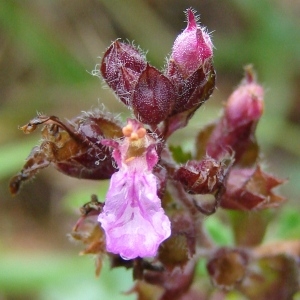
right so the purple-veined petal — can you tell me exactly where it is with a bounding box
[98,168,171,260]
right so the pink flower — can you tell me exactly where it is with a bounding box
[171,8,213,78]
[98,119,171,260]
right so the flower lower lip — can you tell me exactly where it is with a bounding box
[98,120,171,259]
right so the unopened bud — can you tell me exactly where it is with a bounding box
[225,67,264,129]
[171,8,213,78]
[200,68,264,163]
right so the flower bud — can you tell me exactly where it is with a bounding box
[197,67,264,164]
[225,68,264,129]
[171,8,213,78]
[164,9,215,128]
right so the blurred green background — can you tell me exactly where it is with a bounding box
[0,0,300,299]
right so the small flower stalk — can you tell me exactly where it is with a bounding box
[10,8,297,300]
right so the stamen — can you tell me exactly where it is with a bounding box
[137,128,146,139]
[125,156,136,163]
[122,124,133,137]
[130,132,139,141]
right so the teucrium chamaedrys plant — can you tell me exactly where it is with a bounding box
[10,8,299,300]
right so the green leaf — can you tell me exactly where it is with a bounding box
[0,2,88,84]
[0,252,134,300]
[204,215,234,246]
[271,207,300,240]
[169,145,192,164]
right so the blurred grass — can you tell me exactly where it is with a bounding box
[0,252,134,300]
[0,0,299,299]
[0,137,37,179]
[0,1,88,84]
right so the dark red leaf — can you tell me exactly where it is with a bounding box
[101,41,146,105]
[132,64,175,125]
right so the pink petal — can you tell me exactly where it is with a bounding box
[171,9,213,77]
[98,168,171,260]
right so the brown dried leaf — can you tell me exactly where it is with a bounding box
[144,259,196,300]
[239,254,299,300]
[125,280,164,300]
[253,240,300,258]
[207,248,249,290]
[195,123,216,160]
[158,211,196,270]
[70,195,106,276]
[10,110,123,194]
[221,165,286,210]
